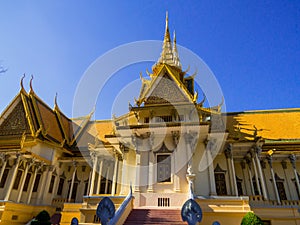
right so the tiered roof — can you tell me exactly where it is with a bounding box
[0,76,90,153]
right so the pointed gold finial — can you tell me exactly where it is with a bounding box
[173,29,176,43]
[172,30,182,69]
[165,11,169,31]
[164,11,170,43]
[29,75,34,92]
[54,92,59,110]
[156,12,173,66]
[20,74,25,91]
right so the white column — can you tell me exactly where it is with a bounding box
[4,155,20,201]
[147,136,154,193]
[0,154,9,182]
[260,160,270,198]
[240,161,250,195]
[51,169,59,201]
[255,146,268,199]
[68,162,77,202]
[206,140,216,195]
[45,166,54,195]
[36,166,48,204]
[17,160,30,202]
[89,153,98,196]
[111,156,119,196]
[147,151,154,192]
[51,174,59,201]
[172,131,180,192]
[105,167,110,194]
[173,150,181,192]
[86,169,92,195]
[231,159,238,195]
[247,160,255,195]
[96,159,103,194]
[289,154,300,199]
[39,166,54,204]
[251,152,261,196]
[27,166,39,204]
[225,144,238,196]
[267,155,280,204]
[120,153,128,195]
[134,153,140,192]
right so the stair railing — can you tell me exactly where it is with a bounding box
[108,185,133,225]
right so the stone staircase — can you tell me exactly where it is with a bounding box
[123,209,186,225]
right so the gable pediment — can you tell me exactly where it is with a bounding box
[0,97,31,137]
[143,66,194,105]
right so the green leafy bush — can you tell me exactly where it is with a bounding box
[31,210,51,225]
[241,212,263,225]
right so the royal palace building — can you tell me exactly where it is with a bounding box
[1,15,300,225]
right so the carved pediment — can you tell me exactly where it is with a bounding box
[145,72,191,105]
[0,100,31,136]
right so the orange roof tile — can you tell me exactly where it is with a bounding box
[226,108,300,140]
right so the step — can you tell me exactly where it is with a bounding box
[124,209,186,225]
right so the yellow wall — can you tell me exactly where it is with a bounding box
[0,202,55,225]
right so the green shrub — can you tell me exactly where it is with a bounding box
[31,210,51,225]
[241,212,263,225]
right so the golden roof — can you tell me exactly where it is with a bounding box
[85,120,114,144]
[226,108,300,141]
[0,76,89,152]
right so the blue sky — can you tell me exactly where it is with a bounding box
[0,1,299,119]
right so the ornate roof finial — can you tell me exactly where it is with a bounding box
[165,11,169,35]
[54,92,59,110]
[29,75,34,93]
[172,30,182,69]
[157,11,173,65]
[20,74,25,91]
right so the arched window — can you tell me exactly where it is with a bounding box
[22,173,32,192]
[57,172,66,196]
[275,173,287,200]
[214,164,227,195]
[48,175,56,193]
[236,176,243,196]
[252,177,262,196]
[13,170,23,190]
[157,154,171,183]
[33,173,42,192]
[0,168,9,188]
[57,178,65,195]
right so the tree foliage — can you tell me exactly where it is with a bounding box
[241,212,263,225]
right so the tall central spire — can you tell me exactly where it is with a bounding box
[164,11,171,43]
[158,12,174,65]
[156,12,181,69]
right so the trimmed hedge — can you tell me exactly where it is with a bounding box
[241,212,263,225]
